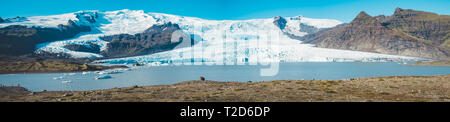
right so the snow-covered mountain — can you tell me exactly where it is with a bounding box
[0,9,421,64]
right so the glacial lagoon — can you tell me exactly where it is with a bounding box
[0,62,449,92]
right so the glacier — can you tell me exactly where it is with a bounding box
[0,9,422,63]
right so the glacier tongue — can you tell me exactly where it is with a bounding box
[34,9,163,58]
[94,12,419,64]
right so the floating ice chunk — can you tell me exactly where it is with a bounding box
[64,73,76,76]
[95,75,112,80]
[97,71,106,75]
[53,76,64,80]
[82,72,90,75]
[61,80,72,83]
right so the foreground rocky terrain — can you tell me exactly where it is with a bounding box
[1,75,448,102]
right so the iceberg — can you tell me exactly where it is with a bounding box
[95,75,112,80]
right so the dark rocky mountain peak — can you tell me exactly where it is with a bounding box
[351,11,381,26]
[273,16,287,30]
[355,11,371,19]
[393,8,436,17]
[274,15,327,40]
[100,22,187,58]
[394,7,405,15]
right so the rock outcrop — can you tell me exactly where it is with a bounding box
[273,16,287,30]
[301,8,450,60]
[0,20,91,56]
[64,42,100,54]
[273,16,330,40]
[100,22,185,58]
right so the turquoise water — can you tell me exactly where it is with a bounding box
[0,62,449,92]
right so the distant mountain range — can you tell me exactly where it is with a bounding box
[0,8,445,64]
[301,8,450,60]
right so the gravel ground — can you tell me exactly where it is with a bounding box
[1,75,449,102]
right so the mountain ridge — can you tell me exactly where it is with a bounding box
[0,9,422,64]
[301,8,450,60]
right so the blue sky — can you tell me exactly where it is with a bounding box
[1,0,449,22]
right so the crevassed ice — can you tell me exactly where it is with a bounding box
[34,9,162,58]
[95,12,419,64]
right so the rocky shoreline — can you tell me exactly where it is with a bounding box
[1,75,448,102]
[410,61,450,67]
[0,60,127,74]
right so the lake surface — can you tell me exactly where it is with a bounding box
[0,62,449,92]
